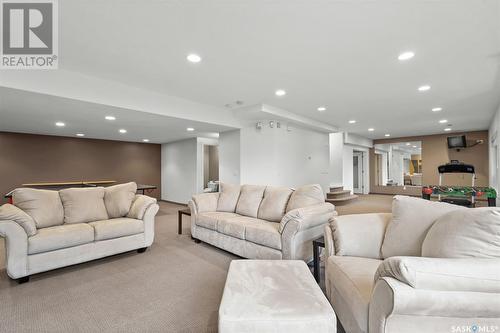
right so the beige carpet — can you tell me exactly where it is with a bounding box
[0,195,393,332]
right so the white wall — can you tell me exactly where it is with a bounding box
[329,133,344,187]
[489,104,500,192]
[238,123,331,192]
[219,130,241,184]
[161,138,198,203]
[342,145,354,193]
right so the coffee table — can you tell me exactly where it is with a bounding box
[219,260,336,333]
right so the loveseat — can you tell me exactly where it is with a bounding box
[189,183,336,261]
[323,195,500,333]
[0,182,159,282]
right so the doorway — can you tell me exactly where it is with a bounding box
[353,151,364,194]
[203,145,219,191]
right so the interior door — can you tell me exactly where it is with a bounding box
[353,151,364,194]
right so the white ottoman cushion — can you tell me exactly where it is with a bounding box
[219,260,336,333]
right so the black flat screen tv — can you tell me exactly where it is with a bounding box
[447,135,467,149]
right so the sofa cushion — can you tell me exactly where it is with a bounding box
[326,256,382,333]
[381,196,466,258]
[217,183,241,212]
[127,195,157,220]
[59,187,109,224]
[89,218,144,241]
[286,184,324,212]
[28,223,94,254]
[235,185,266,218]
[12,188,64,228]
[245,220,282,250]
[331,213,391,259]
[104,182,137,218]
[422,207,500,258]
[217,216,282,250]
[257,186,293,222]
[195,212,240,230]
[0,203,37,236]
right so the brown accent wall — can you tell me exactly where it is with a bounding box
[0,132,161,203]
[370,130,489,195]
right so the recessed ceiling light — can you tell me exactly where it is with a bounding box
[55,122,65,127]
[317,106,326,112]
[384,134,391,137]
[76,133,85,137]
[406,143,411,146]
[398,51,415,61]
[187,54,202,63]
[418,85,431,92]
[439,119,448,124]
[105,116,116,120]
[412,145,417,148]
[119,129,127,133]
[142,139,149,142]
[444,127,452,132]
[275,89,286,97]
[431,107,442,112]
[186,127,195,132]
[348,120,356,124]
[368,128,375,132]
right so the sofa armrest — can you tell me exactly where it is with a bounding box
[142,203,159,246]
[0,204,37,236]
[191,192,220,214]
[330,213,392,259]
[280,203,336,261]
[0,220,28,279]
[370,277,500,333]
[279,203,336,233]
[375,256,500,293]
[323,224,335,258]
[127,195,157,220]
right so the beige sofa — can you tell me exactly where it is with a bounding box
[323,195,500,333]
[189,183,336,261]
[0,182,159,282]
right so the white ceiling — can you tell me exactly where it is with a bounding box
[1,0,500,140]
[0,88,232,143]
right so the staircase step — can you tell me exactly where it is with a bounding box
[327,190,351,198]
[330,186,344,192]
[326,194,359,204]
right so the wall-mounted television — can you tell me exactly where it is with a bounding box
[447,135,467,149]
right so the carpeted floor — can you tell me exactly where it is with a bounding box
[0,194,393,332]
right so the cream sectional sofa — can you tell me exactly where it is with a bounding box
[189,183,336,261]
[323,195,500,333]
[0,182,159,282]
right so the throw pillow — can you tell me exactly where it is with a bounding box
[422,207,500,258]
[381,195,466,258]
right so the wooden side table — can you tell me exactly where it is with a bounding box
[177,208,191,235]
[312,236,325,282]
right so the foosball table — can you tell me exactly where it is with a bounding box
[421,162,497,207]
[422,185,497,207]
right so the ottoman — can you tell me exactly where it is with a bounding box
[219,260,337,333]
